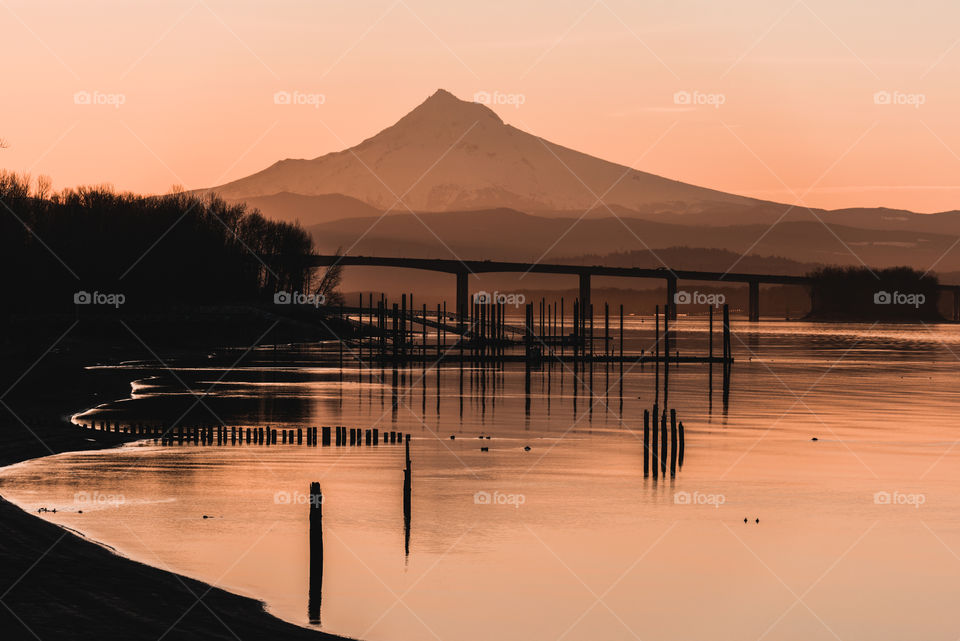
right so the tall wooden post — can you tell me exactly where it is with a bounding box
[654,305,660,404]
[308,482,323,624]
[560,297,565,357]
[643,409,650,477]
[604,302,609,356]
[670,409,678,477]
[663,302,670,407]
[403,437,412,556]
[578,273,591,343]
[660,410,668,476]
[651,403,659,479]
[678,421,685,468]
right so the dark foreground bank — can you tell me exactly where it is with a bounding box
[0,316,352,641]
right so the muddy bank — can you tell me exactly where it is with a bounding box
[0,324,350,641]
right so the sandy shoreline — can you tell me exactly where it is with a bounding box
[0,342,352,641]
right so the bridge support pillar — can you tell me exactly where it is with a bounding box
[578,273,591,336]
[666,276,677,320]
[748,280,760,322]
[954,290,959,322]
[455,271,469,331]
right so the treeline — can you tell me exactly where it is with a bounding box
[0,172,323,313]
[806,266,943,321]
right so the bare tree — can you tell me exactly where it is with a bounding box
[0,138,8,149]
[314,247,344,305]
[35,175,52,200]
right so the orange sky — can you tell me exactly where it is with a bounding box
[2,0,960,212]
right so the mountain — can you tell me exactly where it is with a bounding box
[202,87,960,285]
[232,192,379,227]
[209,89,761,214]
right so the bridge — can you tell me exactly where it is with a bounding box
[308,255,960,322]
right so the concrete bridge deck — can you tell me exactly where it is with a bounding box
[309,255,960,322]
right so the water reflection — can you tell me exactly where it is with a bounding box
[26,320,960,641]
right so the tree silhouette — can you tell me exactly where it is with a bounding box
[0,171,325,313]
[806,265,941,321]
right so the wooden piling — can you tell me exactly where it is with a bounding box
[654,306,660,402]
[663,304,670,407]
[722,303,732,399]
[619,304,624,373]
[678,421,685,468]
[604,302,609,356]
[670,409,678,477]
[660,410,667,476]
[572,300,579,360]
[308,481,323,624]
[560,297,565,357]
[651,403,659,479]
[403,438,412,556]
[643,409,650,477]
[589,303,594,358]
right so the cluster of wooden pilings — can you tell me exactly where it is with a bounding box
[78,420,408,447]
[643,406,685,479]
[338,293,735,371]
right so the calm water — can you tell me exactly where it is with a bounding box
[4,319,960,640]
